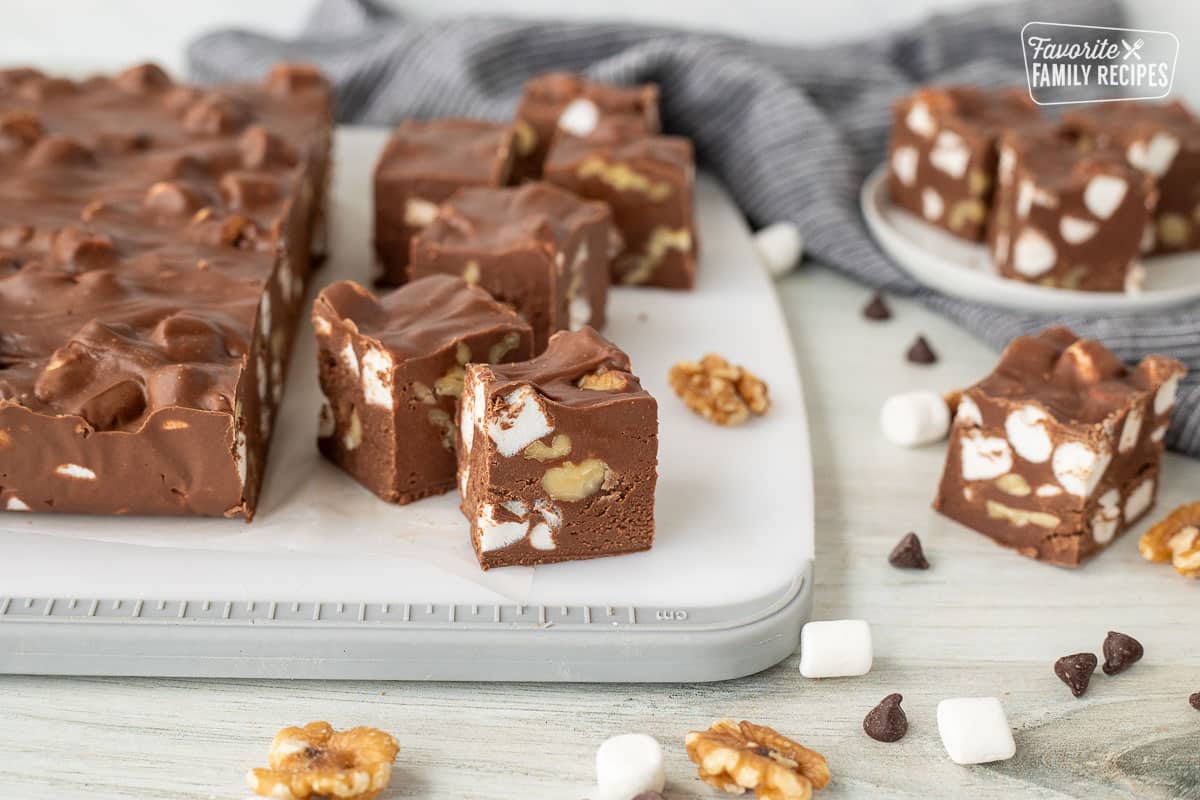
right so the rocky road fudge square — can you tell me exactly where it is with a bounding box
[988,124,1155,293]
[312,275,533,505]
[934,326,1185,567]
[372,118,515,286]
[1063,100,1200,254]
[409,182,613,353]
[544,119,697,289]
[887,85,1040,242]
[512,72,661,182]
[456,326,658,569]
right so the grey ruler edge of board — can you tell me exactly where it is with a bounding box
[0,560,813,683]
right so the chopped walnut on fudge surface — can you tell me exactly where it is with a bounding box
[934,326,1185,567]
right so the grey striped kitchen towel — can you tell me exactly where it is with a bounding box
[190,0,1200,457]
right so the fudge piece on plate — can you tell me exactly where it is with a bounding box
[457,326,658,569]
[933,326,1185,567]
[544,120,697,289]
[0,63,332,520]
[409,183,613,352]
[887,85,1040,241]
[313,275,533,504]
[373,119,515,286]
[987,125,1156,292]
[1063,101,1200,253]
[512,72,660,182]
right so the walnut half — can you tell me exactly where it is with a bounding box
[1139,502,1200,578]
[669,354,770,426]
[685,720,830,800]
[247,721,399,800]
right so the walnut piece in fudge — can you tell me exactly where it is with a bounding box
[544,121,697,288]
[313,275,532,504]
[933,326,1185,567]
[457,327,658,569]
[372,119,515,286]
[512,72,660,182]
[888,86,1040,241]
[988,125,1155,292]
[1063,101,1200,254]
[0,63,332,520]
[409,183,613,352]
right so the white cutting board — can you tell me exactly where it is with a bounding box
[0,127,813,610]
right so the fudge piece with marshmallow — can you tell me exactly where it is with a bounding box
[1063,101,1200,254]
[887,85,1040,241]
[544,120,697,289]
[457,327,658,569]
[933,326,1185,567]
[987,125,1156,292]
[373,119,516,286]
[409,183,613,353]
[313,275,532,504]
[512,72,660,182]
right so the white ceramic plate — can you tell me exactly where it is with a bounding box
[861,164,1200,312]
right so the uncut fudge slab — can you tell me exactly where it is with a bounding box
[934,326,1186,567]
[457,327,658,569]
[409,183,613,352]
[1063,101,1200,254]
[373,119,515,286]
[987,125,1155,292]
[888,85,1040,241]
[313,275,532,504]
[512,72,660,183]
[0,63,332,519]
[544,123,697,288]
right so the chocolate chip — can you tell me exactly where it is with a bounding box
[888,532,929,569]
[906,335,937,364]
[1102,631,1143,675]
[862,292,892,321]
[1190,693,1200,711]
[1053,652,1097,697]
[863,693,908,742]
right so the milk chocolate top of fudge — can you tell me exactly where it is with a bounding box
[417,183,611,254]
[523,73,660,127]
[1065,100,1200,148]
[0,63,330,430]
[976,326,1184,425]
[314,275,527,360]
[484,326,648,408]
[545,125,694,175]
[375,118,513,183]
[1001,124,1145,189]
[904,85,1040,133]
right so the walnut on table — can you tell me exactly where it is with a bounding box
[247,721,399,800]
[685,719,830,800]
[668,354,770,426]
[1139,502,1200,578]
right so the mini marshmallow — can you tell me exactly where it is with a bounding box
[879,390,950,447]
[799,619,873,678]
[753,222,804,278]
[558,98,600,137]
[595,733,665,799]
[936,697,1016,765]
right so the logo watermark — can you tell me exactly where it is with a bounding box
[1021,21,1179,105]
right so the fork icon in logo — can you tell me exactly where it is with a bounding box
[1122,38,1145,60]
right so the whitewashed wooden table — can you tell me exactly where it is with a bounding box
[1,266,1197,799]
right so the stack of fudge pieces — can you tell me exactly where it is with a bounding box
[0,63,332,519]
[888,85,1200,292]
[316,72,693,569]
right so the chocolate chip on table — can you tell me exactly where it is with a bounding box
[1190,693,1200,711]
[1053,653,1098,697]
[1102,631,1144,675]
[864,693,908,742]
[888,532,930,569]
[906,335,937,364]
[862,291,892,321]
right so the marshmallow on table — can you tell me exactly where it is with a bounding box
[753,222,804,277]
[594,733,665,800]
[937,697,1016,764]
[799,619,873,678]
[880,390,951,447]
